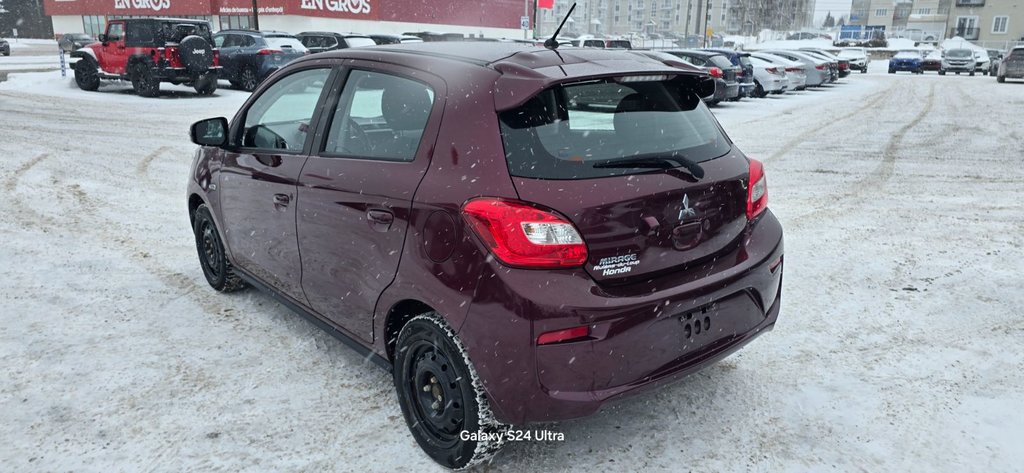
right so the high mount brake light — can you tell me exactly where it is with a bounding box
[462,198,588,269]
[616,74,670,82]
[746,159,768,220]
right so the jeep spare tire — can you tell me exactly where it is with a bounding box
[179,35,213,74]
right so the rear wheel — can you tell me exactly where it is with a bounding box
[194,73,218,95]
[939,70,946,75]
[969,71,975,76]
[394,313,506,469]
[193,204,247,292]
[997,74,1005,83]
[73,58,100,91]
[240,66,259,92]
[130,62,160,97]
[753,81,766,98]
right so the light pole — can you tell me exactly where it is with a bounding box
[252,0,260,30]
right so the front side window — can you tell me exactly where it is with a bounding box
[499,78,731,180]
[322,70,435,162]
[106,22,124,41]
[241,68,331,152]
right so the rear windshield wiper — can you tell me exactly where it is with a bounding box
[592,154,705,179]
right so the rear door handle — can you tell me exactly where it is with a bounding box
[273,193,290,209]
[366,209,394,232]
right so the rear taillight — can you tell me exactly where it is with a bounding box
[462,198,588,269]
[766,66,778,74]
[785,67,801,73]
[212,49,220,66]
[839,62,849,70]
[815,63,826,70]
[708,66,724,78]
[537,325,590,345]
[257,48,283,55]
[163,46,182,68]
[746,159,768,220]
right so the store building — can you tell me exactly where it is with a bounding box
[43,0,533,39]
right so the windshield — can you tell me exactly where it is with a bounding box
[947,49,972,58]
[839,49,863,57]
[606,40,631,49]
[345,37,377,48]
[894,51,920,58]
[499,78,731,180]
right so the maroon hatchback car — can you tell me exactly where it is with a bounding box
[187,42,784,469]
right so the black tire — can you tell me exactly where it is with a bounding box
[130,61,160,97]
[888,69,895,74]
[240,66,259,92]
[229,80,243,89]
[982,69,988,76]
[997,75,1005,83]
[193,204,247,292]
[74,58,100,91]
[394,313,506,469]
[969,71,975,77]
[861,68,867,74]
[194,73,218,95]
[939,70,946,75]
[753,81,766,98]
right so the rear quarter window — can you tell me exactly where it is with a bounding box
[499,78,731,180]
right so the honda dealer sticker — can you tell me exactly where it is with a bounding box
[593,254,640,276]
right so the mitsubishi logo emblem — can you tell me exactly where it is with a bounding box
[678,194,697,220]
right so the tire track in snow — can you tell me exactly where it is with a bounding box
[136,146,171,178]
[786,81,936,229]
[763,81,899,163]
[2,153,58,229]
[4,153,50,193]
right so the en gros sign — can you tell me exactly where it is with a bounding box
[299,0,371,14]
[114,0,171,11]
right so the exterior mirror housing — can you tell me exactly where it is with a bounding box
[191,117,229,147]
[98,33,107,43]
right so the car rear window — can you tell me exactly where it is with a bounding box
[499,78,731,180]
[266,36,307,52]
[345,37,377,48]
[708,55,733,69]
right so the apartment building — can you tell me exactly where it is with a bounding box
[949,0,1023,43]
[537,0,812,38]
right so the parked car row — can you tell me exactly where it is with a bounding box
[635,46,855,106]
[889,46,1017,78]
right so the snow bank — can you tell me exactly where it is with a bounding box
[0,69,251,105]
[2,38,58,49]
[746,38,835,51]
[941,36,988,52]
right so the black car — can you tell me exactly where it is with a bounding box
[0,39,9,56]
[661,50,741,103]
[703,48,755,99]
[367,34,424,45]
[213,30,308,91]
[296,31,376,53]
[59,33,96,52]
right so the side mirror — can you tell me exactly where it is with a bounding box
[98,34,107,43]
[191,117,229,147]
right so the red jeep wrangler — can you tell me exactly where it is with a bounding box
[71,18,220,97]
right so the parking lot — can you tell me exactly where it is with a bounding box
[1,61,1022,471]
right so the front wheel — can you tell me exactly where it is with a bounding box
[130,62,160,97]
[394,313,507,469]
[193,204,247,292]
[74,58,100,91]
[969,71,975,76]
[997,75,1005,83]
[753,81,766,98]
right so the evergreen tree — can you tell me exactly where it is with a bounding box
[823,11,835,28]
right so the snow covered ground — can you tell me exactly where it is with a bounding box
[1,62,1023,472]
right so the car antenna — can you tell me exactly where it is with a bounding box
[544,2,576,50]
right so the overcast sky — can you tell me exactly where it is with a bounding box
[814,0,854,25]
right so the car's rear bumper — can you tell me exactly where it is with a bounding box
[460,212,784,424]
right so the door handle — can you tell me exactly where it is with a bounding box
[273,193,290,209]
[366,209,394,232]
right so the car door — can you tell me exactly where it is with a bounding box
[297,63,444,342]
[101,21,127,74]
[218,66,336,303]
[214,34,235,79]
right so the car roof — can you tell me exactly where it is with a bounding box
[661,49,723,58]
[293,42,703,110]
[299,31,370,38]
[122,17,210,24]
